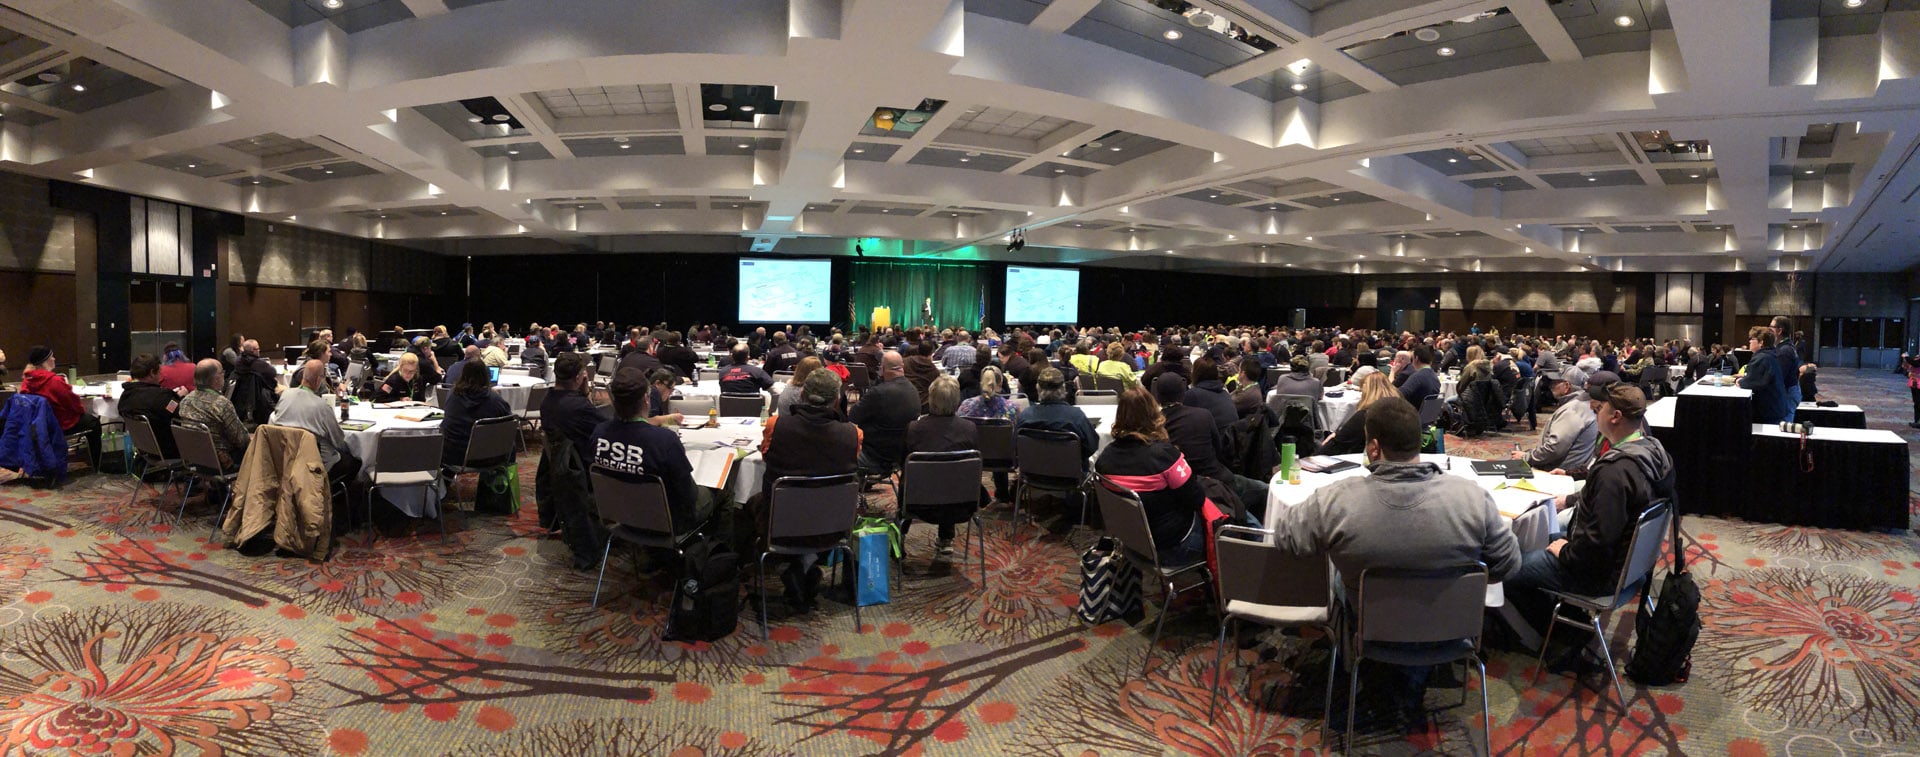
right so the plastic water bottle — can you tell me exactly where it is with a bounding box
[707,405,718,428]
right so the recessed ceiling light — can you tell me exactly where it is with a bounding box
[737,143,750,149]
[468,116,483,123]
[1305,235,1313,240]
[1803,169,1815,174]
[959,158,970,162]
[1791,224,1799,228]
[1054,168,1065,173]
[852,148,865,153]
[1291,83,1308,92]
[620,144,630,149]
[440,211,447,215]
[1163,29,1183,40]
[1448,158,1458,163]
[1845,0,1864,6]
[507,149,519,155]
[186,163,196,168]
[70,84,84,92]
[1332,197,1341,201]
[1587,177,1597,181]
[36,72,60,83]
[613,136,628,143]
[1436,46,1456,57]
[881,209,889,213]
[1109,145,1123,151]
[707,103,727,112]
[1414,27,1441,42]
[1613,15,1634,27]
[491,114,510,122]
[324,0,342,7]
[324,169,333,174]
[1286,263,1293,267]
[738,105,755,113]
[1688,173,1700,178]
[1209,194,1219,198]
[654,202,662,207]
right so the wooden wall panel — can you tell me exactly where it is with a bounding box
[228,284,302,350]
[0,271,78,371]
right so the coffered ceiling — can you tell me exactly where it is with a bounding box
[2,0,1920,274]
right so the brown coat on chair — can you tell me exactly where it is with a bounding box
[223,425,333,559]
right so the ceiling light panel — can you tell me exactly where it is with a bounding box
[945,107,1074,140]
[1021,162,1098,178]
[536,85,676,118]
[1055,131,1176,164]
[1542,169,1644,188]
[907,148,1022,172]
[561,136,684,157]
[1061,0,1280,80]
[704,136,783,155]
[1337,8,1548,87]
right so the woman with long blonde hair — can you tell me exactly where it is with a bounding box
[1320,371,1408,455]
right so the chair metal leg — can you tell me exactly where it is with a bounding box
[1345,654,1361,752]
[1475,656,1492,757]
[1008,480,1023,535]
[590,538,615,609]
[1591,611,1627,708]
[1145,579,1174,676]
[1531,598,1566,685]
[847,546,862,633]
[757,552,772,641]
[210,487,234,542]
[176,476,196,519]
[1322,635,1338,741]
[1209,617,1229,721]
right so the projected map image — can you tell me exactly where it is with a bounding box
[1004,266,1080,323]
[738,259,831,322]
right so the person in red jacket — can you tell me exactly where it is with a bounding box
[20,345,101,466]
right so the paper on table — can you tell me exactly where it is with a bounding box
[1490,488,1550,520]
[690,447,736,491]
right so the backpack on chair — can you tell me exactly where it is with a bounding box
[663,537,740,642]
[1627,513,1700,685]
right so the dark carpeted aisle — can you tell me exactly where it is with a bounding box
[0,368,1914,755]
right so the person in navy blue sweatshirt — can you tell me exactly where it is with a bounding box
[589,368,733,537]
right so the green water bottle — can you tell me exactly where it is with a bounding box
[1279,438,1297,481]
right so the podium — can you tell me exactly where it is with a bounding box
[870,307,891,329]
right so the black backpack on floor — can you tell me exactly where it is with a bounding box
[664,537,740,642]
[1627,514,1699,685]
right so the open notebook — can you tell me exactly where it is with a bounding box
[690,447,742,491]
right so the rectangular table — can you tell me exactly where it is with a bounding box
[1793,403,1866,429]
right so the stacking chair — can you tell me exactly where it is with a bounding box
[896,451,987,585]
[1210,525,1336,729]
[432,385,450,409]
[1417,394,1444,427]
[588,468,715,611]
[759,473,863,639]
[1075,373,1095,391]
[514,385,549,451]
[1075,389,1120,406]
[696,368,721,384]
[124,414,186,513]
[440,416,521,538]
[1093,374,1128,392]
[668,396,716,419]
[368,430,444,542]
[1322,367,1347,388]
[171,421,239,535]
[1012,428,1089,530]
[1093,475,1215,674]
[717,393,767,418]
[1531,501,1673,708]
[968,417,1015,502]
[1346,564,1492,756]
[846,363,872,394]
[1638,365,1670,401]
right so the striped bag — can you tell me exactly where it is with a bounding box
[1076,536,1144,625]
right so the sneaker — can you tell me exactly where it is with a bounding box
[935,538,955,556]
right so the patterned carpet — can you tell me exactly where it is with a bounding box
[0,368,1914,756]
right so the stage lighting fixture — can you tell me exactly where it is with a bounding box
[1006,229,1026,253]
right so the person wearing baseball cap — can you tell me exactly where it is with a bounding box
[19,346,103,467]
[1506,384,1674,643]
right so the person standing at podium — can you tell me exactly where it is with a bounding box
[922,297,934,328]
[1738,326,1792,424]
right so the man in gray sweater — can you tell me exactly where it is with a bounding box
[1273,398,1519,725]
[1513,376,1597,473]
[271,359,359,484]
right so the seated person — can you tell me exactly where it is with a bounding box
[901,376,983,554]
[271,359,359,485]
[1182,357,1238,430]
[772,357,820,417]
[442,345,482,387]
[374,352,431,402]
[1271,355,1324,399]
[617,336,660,375]
[1013,367,1097,463]
[119,352,185,459]
[289,340,345,393]
[849,352,919,474]
[1396,345,1441,405]
[540,353,611,455]
[439,359,513,468]
[20,346,102,466]
[903,341,942,409]
[177,359,249,471]
[1319,372,1400,457]
[1506,386,1673,643]
[1092,342,1140,390]
[1274,397,1519,715]
[1154,374,1266,518]
[1798,362,1819,403]
[1512,375,1597,473]
[1093,387,1211,565]
[1230,358,1266,418]
[590,368,733,536]
[756,368,862,613]
[717,345,775,396]
[646,369,687,426]
[158,343,196,393]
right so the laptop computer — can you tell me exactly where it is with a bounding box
[1470,459,1532,477]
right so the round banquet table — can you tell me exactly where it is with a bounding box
[343,403,447,518]
[1264,452,1576,648]
[487,373,550,413]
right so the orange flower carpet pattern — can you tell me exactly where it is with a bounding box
[0,366,1914,755]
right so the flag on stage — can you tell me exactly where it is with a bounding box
[976,285,986,330]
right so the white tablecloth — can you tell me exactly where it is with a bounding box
[488,374,550,413]
[343,404,447,518]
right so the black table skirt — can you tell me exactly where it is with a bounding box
[1665,394,1753,521]
[1794,405,1867,429]
[1746,434,1908,530]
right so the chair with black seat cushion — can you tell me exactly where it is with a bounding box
[439,416,519,539]
[758,473,863,639]
[1531,501,1673,709]
[718,393,766,418]
[1345,564,1491,756]
[172,421,238,535]
[124,414,186,514]
[1092,474,1215,675]
[1012,427,1089,531]
[896,451,986,585]
[588,467,715,611]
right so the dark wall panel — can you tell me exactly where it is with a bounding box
[0,270,77,371]
[229,285,302,350]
